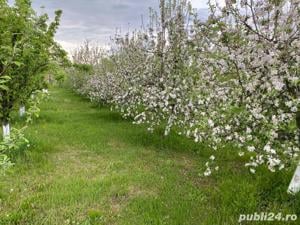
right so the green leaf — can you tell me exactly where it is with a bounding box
[13,61,24,67]
[0,85,9,91]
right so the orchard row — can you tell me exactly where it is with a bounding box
[71,0,300,174]
[0,0,67,136]
[0,0,67,169]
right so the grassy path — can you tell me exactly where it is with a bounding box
[0,88,298,225]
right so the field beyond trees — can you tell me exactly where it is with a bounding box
[0,88,299,225]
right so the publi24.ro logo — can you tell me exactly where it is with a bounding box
[239,212,297,223]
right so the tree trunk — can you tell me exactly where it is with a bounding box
[296,111,300,139]
[19,104,26,117]
[288,162,300,194]
[2,121,10,138]
[1,91,13,139]
[287,111,300,194]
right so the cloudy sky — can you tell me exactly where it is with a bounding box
[29,0,224,53]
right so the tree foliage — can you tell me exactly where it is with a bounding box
[0,0,65,169]
[71,0,300,175]
[0,0,65,126]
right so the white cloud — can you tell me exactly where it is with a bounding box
[190,0,226,8]
[190,0,208,8]
[56,40,79,56]
[33,0,225,54]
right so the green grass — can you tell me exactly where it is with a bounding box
[0,88,299,225]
